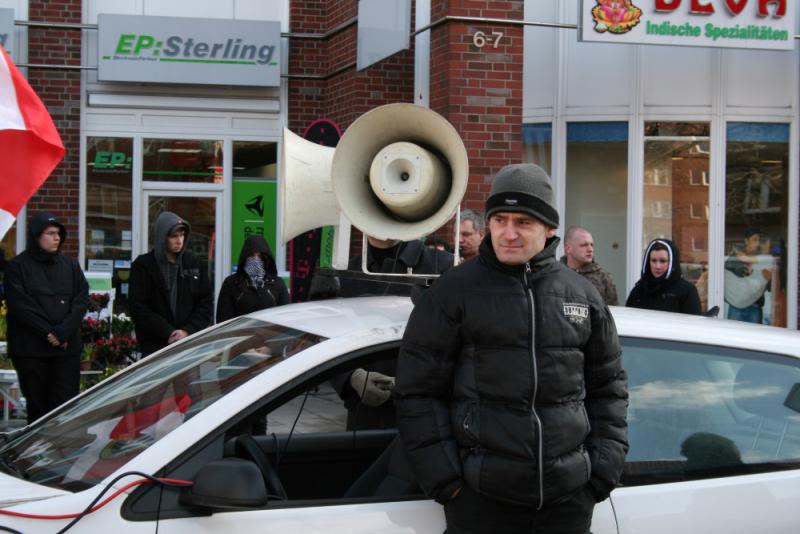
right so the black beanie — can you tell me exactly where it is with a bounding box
[485,164,559,228]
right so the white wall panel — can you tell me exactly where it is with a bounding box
[143,0,233,19]
[522,1,557,117]
[725,49,793,110]
[564,38,634,110]
[234,0,287,22]
[88,0,139,22]
[642,45,713,108]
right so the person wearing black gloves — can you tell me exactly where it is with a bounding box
[216,235,289,323]
[626,238,701,315]
[395,164,628,534]
[5,212,89,423]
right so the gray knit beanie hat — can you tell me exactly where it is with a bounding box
[485,164,559,228]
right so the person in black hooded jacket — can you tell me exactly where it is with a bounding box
[5,212,89,423]
[216,235,289,323]
[130,212,213,356]
[626,238,701,315]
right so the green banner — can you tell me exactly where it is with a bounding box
[231,180,277,273]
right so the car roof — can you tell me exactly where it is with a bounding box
[245,296,414,340]
[609,305,800,358]
[246,297,800,360]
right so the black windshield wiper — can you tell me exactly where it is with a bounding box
[0,455,26,479]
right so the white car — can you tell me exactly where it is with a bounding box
[1,297,799,533]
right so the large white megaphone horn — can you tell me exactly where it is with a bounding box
[279,129,340,245]
[331,103,468,242]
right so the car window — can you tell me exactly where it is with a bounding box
[622,337,800,485]
[0,317,325,492]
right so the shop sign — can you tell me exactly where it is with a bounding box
[580,1,794,51]
[98,14,281,87]
[0,8,14,60]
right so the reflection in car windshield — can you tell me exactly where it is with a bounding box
[0,317,325,492]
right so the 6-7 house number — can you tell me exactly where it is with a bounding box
[472,30,504,48]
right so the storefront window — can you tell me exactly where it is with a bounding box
[522,123,552,175]
[86,137,133,314]
[643,122,710,308]
[143,139,223,184]
[565,122,628,305]
[724,123,789,327]
[231,141,278,274]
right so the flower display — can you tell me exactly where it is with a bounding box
[88,292,111,313]
[81,313,140,373]
[81,316,109,343]
[91,336,139,367]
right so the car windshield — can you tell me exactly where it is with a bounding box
[0,317,325,492]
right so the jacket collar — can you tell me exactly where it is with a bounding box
[366,240,424,271]
[559,255,601,274]
[479,234,560,276]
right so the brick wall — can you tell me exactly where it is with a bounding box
[288,0,414,135]
[430,0,524,213]
[25,0,82,258]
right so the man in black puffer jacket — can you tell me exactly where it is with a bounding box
[5,212,89,423]
[395,164,628,534]
[130,212,213,356]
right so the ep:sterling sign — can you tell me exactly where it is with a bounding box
[98,14,281,87]
[114,34,277,65]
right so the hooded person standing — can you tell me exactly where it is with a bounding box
[216,235,289,323]
[626,238,701,315]
[5,212,89,423]
[130,212,213,356]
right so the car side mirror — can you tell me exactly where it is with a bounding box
[179,458,268,510]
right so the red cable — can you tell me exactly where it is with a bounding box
[0,477,193,520]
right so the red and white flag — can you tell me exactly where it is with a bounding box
[0,45,65,240]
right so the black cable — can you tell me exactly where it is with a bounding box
[56,471,190,534]
[276,390,310,469]
[155,484,164,534]
[0,526,24,534]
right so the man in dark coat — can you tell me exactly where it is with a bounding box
[130,212,213,356]
[395,164,628,534]
[216,235,289,323]
[339,236,453,297]
[5,212,89,423]
[333,236,454,431]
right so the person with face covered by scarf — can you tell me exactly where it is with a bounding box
[626,238,701,315]
[130,211,213,356]
[216,235,289,323]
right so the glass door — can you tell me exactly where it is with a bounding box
[140,191,223,303]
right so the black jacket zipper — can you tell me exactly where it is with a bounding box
[524,262,545,510]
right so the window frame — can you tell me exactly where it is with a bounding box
[121,341,423,521]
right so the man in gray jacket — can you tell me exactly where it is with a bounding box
[395,164,628,534]
[561,226,619,306]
